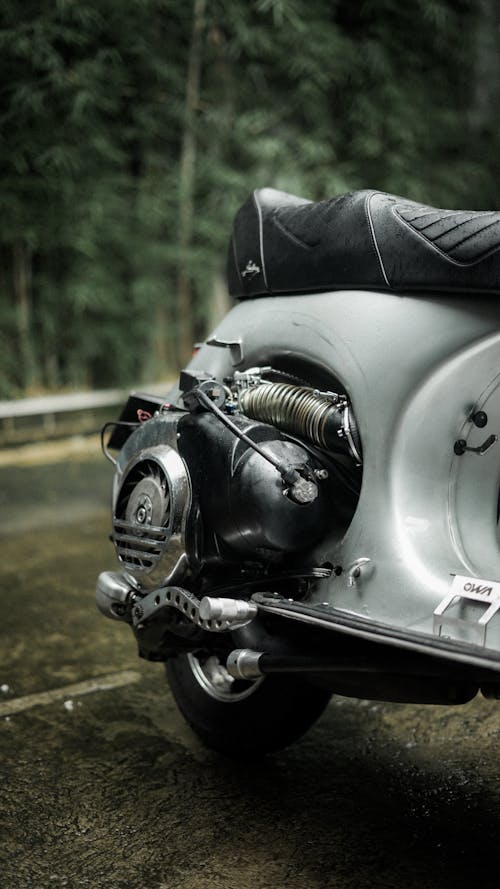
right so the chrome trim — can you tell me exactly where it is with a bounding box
[96,571,133,621]
[113,443,191,590]
[187,653,263,703]
[226,648,264,680]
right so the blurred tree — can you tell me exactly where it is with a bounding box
[176,0,206,367]
[0,0,495,397]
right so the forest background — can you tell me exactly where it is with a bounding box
[1,0,499,398]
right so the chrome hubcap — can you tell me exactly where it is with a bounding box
[187,652,263,703]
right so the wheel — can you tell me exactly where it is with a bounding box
[166,651,332,756]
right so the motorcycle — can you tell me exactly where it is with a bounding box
[96,187,500,755]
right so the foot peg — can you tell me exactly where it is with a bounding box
[133,587,258,632]
[97,571,259,632]
[199,597,258,625]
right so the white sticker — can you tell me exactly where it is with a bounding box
[450,574,500,603]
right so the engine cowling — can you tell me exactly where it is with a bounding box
[111,414,333,589]
[110,372,361,586]
[179,412,330,559]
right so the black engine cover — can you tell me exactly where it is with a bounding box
[178,412,329,559]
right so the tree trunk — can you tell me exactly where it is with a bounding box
[13,240,38,392]
[471,0,500,135]
[176,0,206,368]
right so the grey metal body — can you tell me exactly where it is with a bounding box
[174,289,500,655]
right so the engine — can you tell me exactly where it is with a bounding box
[108,368,361,592]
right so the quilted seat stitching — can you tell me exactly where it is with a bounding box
[402,208,457,223]
[392,206,500,267]
[445,218,500,254]
[417,211,495,235]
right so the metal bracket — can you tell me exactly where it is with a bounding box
[433,574,500,647]
[206,336,244,366]
[454,434,497,456]
[346,558,373,588]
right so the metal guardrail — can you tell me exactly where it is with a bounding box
[0,389,125,420]
[0,382,172,446]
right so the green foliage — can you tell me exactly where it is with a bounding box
[0,0,497,396]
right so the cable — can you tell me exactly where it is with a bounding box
[192,388,303,487]
[100,421,138,466]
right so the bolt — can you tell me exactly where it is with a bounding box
[133,604,143,620]
[136,507,147,524]
[472,411,488,428]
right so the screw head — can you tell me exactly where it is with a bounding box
[136,506,147,524]
[472,411,488,428]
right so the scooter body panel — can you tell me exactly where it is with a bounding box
[186,290,500,656]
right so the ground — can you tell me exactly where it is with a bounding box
[1,443,500,889]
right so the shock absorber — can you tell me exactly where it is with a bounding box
[238,382,362,465]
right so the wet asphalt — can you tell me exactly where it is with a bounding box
[2,445,500,888]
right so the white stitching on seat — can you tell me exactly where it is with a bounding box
[366,192,390,287]
[253,190,269,291]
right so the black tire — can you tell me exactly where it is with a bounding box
[166,651,331,756]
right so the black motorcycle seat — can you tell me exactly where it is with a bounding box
[227,188,500,298]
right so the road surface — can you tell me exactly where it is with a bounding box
[1,443,500,888]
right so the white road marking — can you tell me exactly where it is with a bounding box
[0,670,142,717]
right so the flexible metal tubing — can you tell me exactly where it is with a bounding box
[239,383,339,451]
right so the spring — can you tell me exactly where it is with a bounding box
[239,382,361,462]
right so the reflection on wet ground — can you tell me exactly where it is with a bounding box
[0,449,112,536]
[1,452,500,888]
